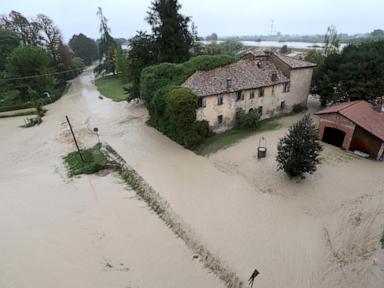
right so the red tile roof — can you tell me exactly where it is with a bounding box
[182,58,289,97]
[315,100,384,141]
[273,53,317,69]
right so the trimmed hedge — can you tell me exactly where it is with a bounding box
[141,55,237,148]
[141,54,236,103]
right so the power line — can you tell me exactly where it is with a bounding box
[1,67,84,81]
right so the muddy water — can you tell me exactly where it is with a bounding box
[2,67,383,288]
[0,68,222,288]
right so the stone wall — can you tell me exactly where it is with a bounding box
[286,68,313,109]
[197,83,289,132]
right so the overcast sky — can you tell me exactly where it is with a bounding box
[1,0,383,42]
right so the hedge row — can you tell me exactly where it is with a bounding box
[0,83,70,113]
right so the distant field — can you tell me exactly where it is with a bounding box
[95,75,128,102]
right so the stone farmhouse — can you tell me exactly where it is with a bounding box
[182,51,316,132]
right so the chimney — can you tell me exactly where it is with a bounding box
[376,96,384,112]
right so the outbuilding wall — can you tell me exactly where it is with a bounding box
[350,126,383,159]
[317,113,356,150]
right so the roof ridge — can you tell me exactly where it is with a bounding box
[338,100,364,112]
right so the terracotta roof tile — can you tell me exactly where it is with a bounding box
[316,100,384,141]
[273,53,317,69]
[182,59,289,97]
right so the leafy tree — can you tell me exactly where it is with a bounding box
[206,33,218,41]
[0,29,20,70]
[127,31,157,99]
[114,48,129,84]
[204,42,222,55]
[305,49,324,66]
[279,44,291,54]
[37,14,63,65]
[371,29,384,37]
[69,33,98,65]
[71,57,85,75]
[95,7,118,75]
[304,49,324,94]
[315,40,384,105]
[0,11,42,46]
[219,40,243,55]
[146,0,195,63]
[5,45,56,100]
[324,25,340,56]
[276,114,322,178]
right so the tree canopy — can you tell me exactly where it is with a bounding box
[126,32,157,99]
[5,45,56,99]
[0,11,84,107]
[314,40,384,105]
[146,0,195,63]
[0,29,20,70]
[69,33,98,65]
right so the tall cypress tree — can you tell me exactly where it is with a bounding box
[146,0,195,63]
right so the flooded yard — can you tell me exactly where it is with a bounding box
[1,68,383,288]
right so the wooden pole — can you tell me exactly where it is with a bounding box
[66,115,84,162]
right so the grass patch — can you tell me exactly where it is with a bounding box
[193,119,282,156]
[64,143,108,177]
[95,75,129,102]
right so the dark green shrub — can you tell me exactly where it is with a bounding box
[292,103,307,113]
[166,87,198,129]
[236,109,261,129]
[381,232,384,249]
[276,114,322,177]
[193,120,210,138]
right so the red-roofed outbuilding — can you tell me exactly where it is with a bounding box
[315,100,384,160]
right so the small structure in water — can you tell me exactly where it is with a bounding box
[257,137,267,159]
[315,100,384,160]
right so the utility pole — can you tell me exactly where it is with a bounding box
[66,115,84,162]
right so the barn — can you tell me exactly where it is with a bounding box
[315,100,384,160]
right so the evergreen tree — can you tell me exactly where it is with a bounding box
[276,114,322,178]
[146,0,195,63]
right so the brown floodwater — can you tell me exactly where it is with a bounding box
[1,68,383,288]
